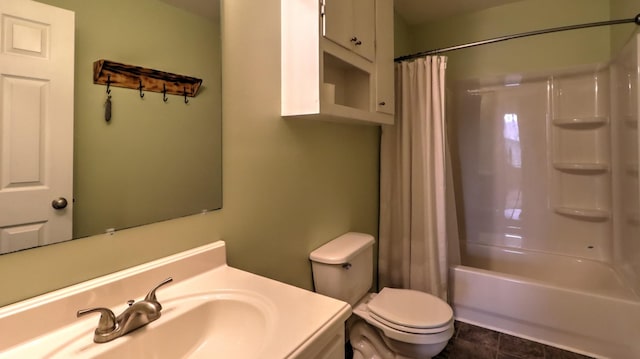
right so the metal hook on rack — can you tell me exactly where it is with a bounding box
[106,75,111,94]
[183,87,189,104]
[162,84,168,103]
[138,80,144,98]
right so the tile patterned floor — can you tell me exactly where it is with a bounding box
[433,321,595,359]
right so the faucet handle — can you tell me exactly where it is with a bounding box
[77,307,117,334]
[144,277,173,302]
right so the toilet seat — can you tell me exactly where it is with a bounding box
[365,316,455,345]
[367,288,453,334]
[370,312,453,334]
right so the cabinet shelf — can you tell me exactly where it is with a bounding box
[320,102,393,124]
[284,102,393,125]
[552,162,608,174]
[553,206,610,221]
[552,116,607,128]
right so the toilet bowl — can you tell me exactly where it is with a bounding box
[309,233,454,359]
[351,289,454,358]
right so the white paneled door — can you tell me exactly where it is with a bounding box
[0,0,74,254]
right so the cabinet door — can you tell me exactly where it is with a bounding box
[375,0,394,115]
[323,0,352,51]
[323,0,375,62]
[352,0,375,61]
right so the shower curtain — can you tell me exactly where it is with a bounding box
[378,56,459,301]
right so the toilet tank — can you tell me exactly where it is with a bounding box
[309,232,375,306]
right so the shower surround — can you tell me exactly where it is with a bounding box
[449,33,640,358]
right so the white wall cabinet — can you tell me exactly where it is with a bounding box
[281,0,394,125]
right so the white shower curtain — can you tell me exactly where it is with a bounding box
[378,56,459,301]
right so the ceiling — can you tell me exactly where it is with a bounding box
[161,0,524,25]
[394,0,525,25]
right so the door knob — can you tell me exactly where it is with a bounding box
[52,197,68,210]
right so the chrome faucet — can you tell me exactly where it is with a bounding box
[77,277,173,343]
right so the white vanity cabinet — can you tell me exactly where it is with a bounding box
[290,319,346,358]
[281,0,394,125]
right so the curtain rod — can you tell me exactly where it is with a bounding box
[394,14,640,62]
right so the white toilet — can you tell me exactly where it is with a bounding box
[310,232,454,359]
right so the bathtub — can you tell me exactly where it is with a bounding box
[450,241,640,358]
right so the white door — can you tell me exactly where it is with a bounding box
[0,0,74,254]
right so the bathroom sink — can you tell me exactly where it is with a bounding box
[46,291,276,359]
[0,241,351,358]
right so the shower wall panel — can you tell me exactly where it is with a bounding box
[611,33,640,294]
[453,66,613,261]
[454,79,552,252]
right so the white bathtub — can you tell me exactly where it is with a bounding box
[451,241,640,359]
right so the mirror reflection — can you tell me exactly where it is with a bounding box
[0,0,222,254]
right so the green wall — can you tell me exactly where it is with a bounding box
[219,0,380,283]
[611,0,640,55]
[0,0,379,306]
[394,11,412,57]
[401,0,614,80]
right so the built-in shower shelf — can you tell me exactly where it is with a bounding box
[552,116,607,128]
[552,162,608,173]
[554,206,610,221]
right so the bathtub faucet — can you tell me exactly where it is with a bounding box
[76,277,173,343]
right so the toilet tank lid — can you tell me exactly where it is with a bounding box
[309,232,375,264]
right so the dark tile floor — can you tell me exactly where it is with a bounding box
[345,321,595,359]
[434,321,595,359]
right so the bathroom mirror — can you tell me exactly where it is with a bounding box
[4,0,222,252]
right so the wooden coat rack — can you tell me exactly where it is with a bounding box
[93,59,203,100]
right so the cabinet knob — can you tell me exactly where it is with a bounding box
[379,101,386,106]
[350,37,362,46]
